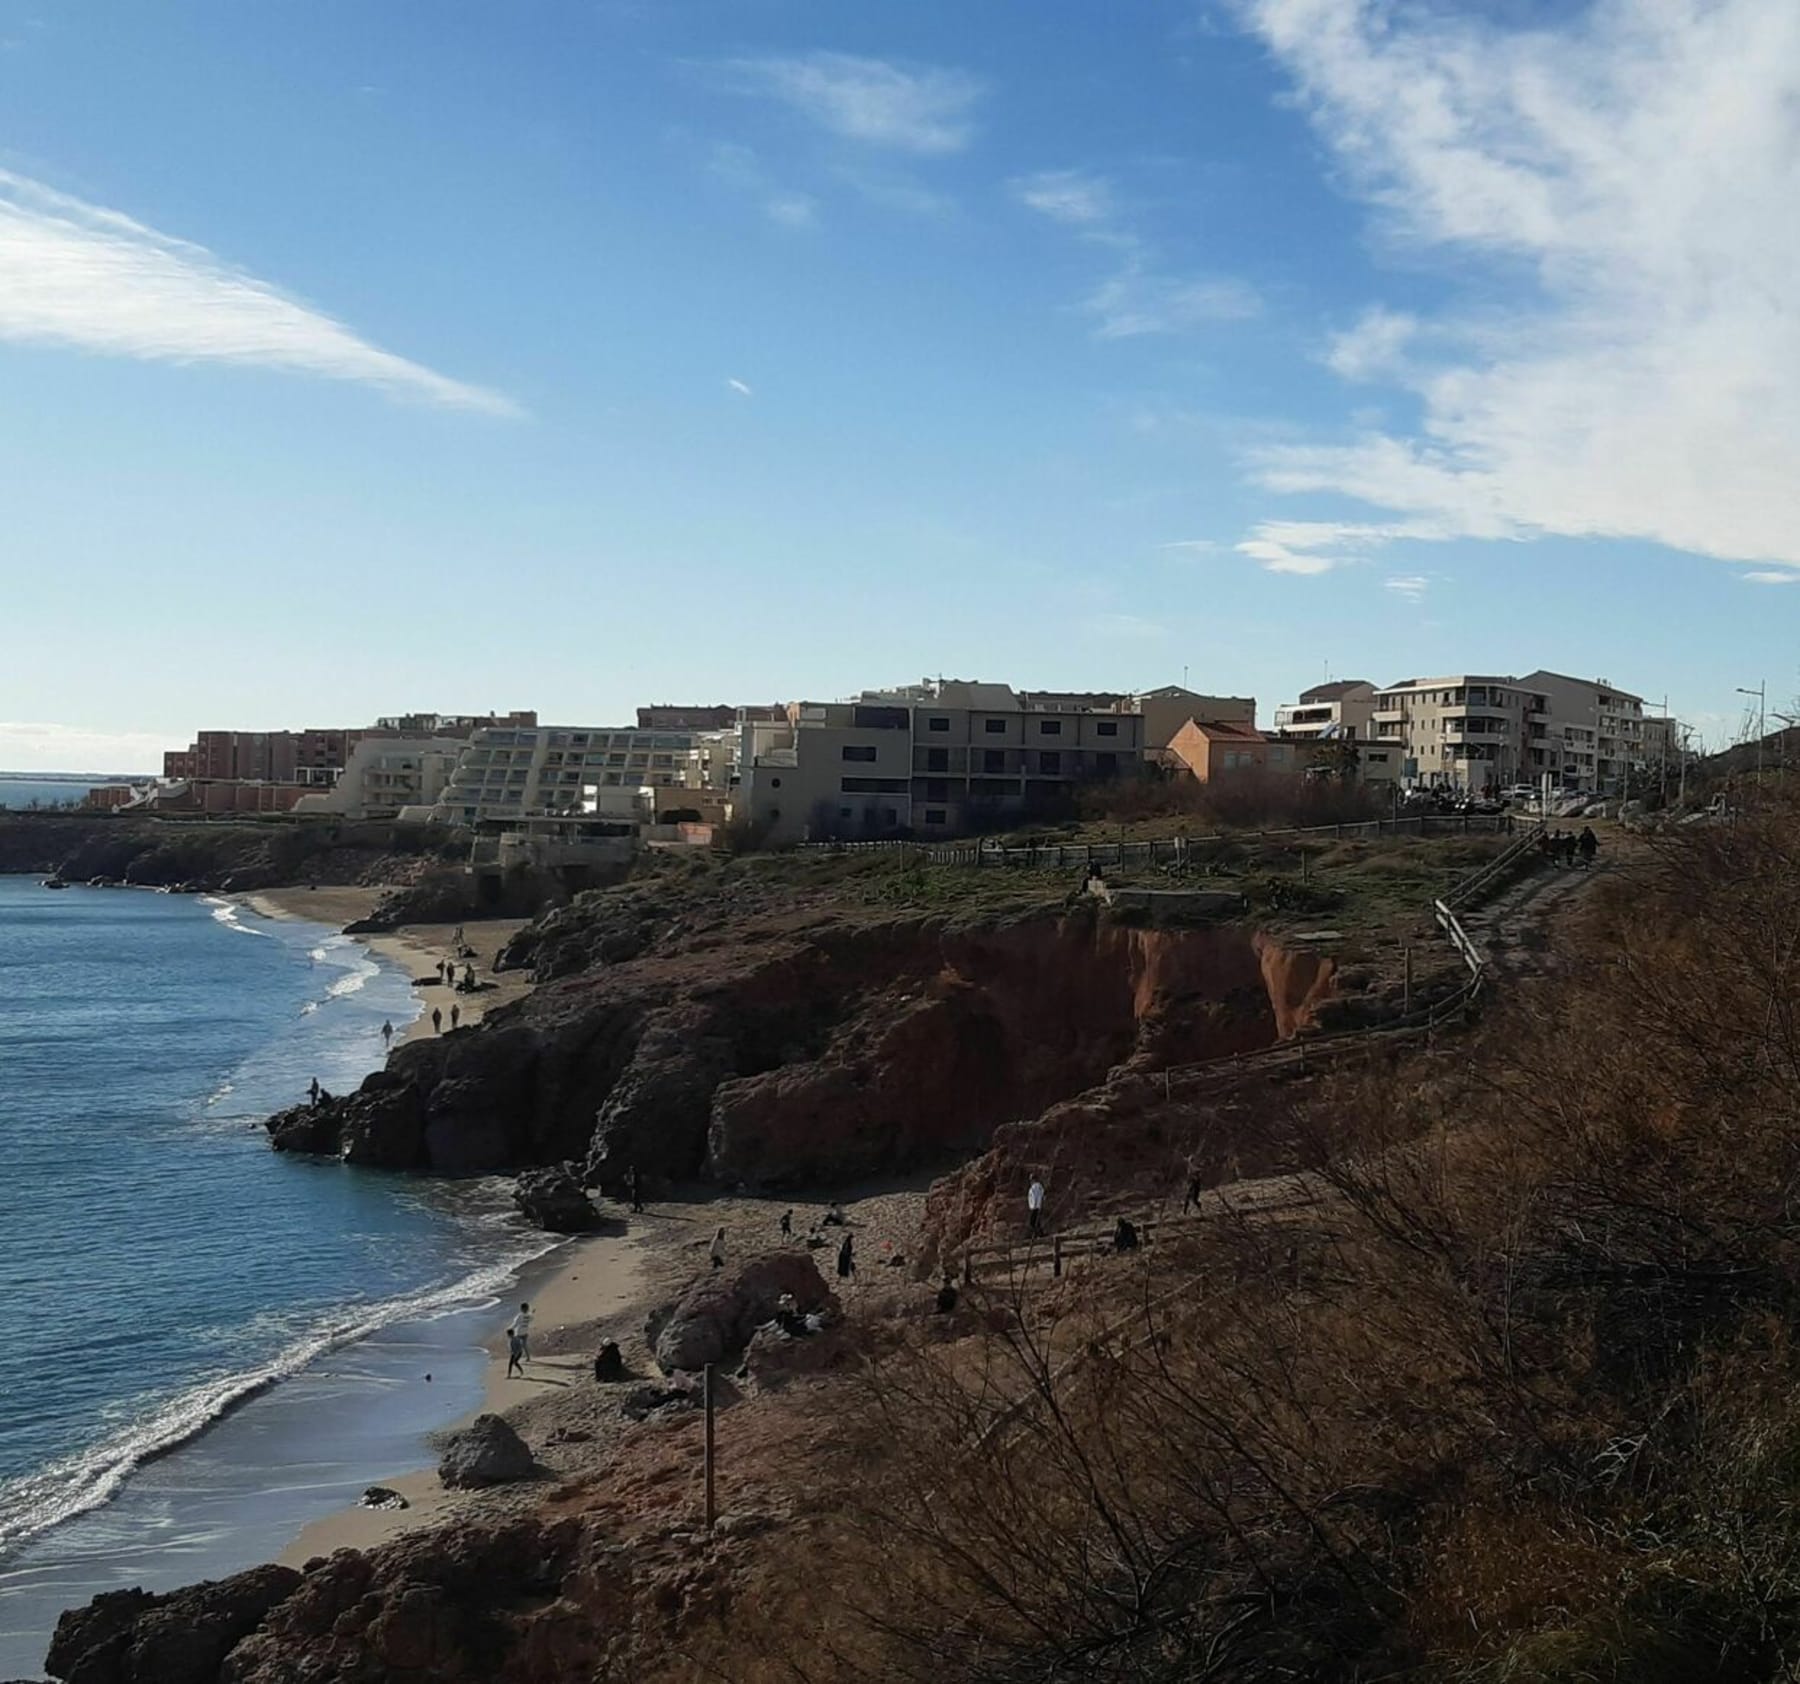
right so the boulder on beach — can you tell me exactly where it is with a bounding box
[437,1414,535,1489]
[511,1164,599,1233]
[647,1252,837,1374]
[45,1563,300,1684]
[360,1486,410,1511]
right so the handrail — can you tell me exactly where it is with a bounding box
[954,822,1547,1283]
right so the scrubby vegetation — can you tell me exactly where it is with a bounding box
[671,793,1800,1682]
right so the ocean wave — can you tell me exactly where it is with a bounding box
[200,897,272,939]
[324,958,379,1000]
[0,1232,563,1560]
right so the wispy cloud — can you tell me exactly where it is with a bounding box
[1085,266,1261,338]
[1239,0,1800,569]
[1742,570,1800,585]
[1233,518,1414,577]
[716,52,982,155]
[0,170,518,414]
[706,143,819,228]
[726,376,753,398]
[1159,538,1222,556]
[1383,573,1430,600]
[1011,169,1113,225]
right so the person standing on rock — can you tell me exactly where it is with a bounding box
[308,1076,321,1107]
[1027,1177,1046,1238]
[431,1007,443,1035]
[509,1302,532,1363]
[710,1228,727,1271]
[837,1232,855,1280]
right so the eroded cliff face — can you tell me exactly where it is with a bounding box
[272,902,1334,1193]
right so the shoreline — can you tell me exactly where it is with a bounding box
[239,886,531,1049]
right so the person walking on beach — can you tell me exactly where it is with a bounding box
[431,1007,443,1035]
[449,1003,461,1031]
[1027,1177,1046,1238]
[505,1327,525,1378]
[837,1231,855,1280]
[1578,826,1599,869]
[709,1228,727,1271]
[509,1302,532,1362]
[779,1208,793,1239]
[380,1019,394,1051]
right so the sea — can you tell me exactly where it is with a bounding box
[0,878,557,1678]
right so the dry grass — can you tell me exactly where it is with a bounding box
[660,789,1800,1683]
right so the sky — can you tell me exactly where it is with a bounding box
[1,0,1795,772]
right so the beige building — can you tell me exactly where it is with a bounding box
[738,681,1144,845]
[1368,676,1551,792]
[1520,671,1673,794]
[1273,680,1378,741]
[293,737,468,820]
[1133,686,1257,757]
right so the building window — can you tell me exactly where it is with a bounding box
[926,747,948,772]
[984,719,1007,735]
[1039,719,1063,736]
[925,808,946,824]
[1039,751,1061,774]
[927,717,950,733]
[983,750,1006,774]
[1097,721,1118,737]
[842,745,878,762]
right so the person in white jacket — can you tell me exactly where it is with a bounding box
[1027,1178,1046,1237]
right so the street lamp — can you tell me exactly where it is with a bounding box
[1738,682,1767,782]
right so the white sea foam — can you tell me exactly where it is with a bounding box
[200,897,272,939]
[0,1232,562,1559]
[324,957,379,1000]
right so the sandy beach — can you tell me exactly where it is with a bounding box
[242,886,532,1046]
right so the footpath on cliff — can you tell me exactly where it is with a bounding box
[30,815,1636,1684]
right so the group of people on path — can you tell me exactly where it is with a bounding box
[1540,826,1600,868]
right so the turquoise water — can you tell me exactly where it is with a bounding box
[0,879,551,1674]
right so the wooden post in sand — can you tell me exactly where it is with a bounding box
[703,1364,717,1531]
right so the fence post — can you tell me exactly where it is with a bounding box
[703,1363,716,1531]
[1053,1235,1064,1278]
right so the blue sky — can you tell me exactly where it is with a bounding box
[1,0,1793,771]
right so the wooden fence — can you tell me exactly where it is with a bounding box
[955,822,1546,1284]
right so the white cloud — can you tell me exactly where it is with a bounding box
[1085,266,1261,338]
[706,143,819,229]
[766,194,819,228]
[726,377,753,397]
[1012,169,1114,225]
[1239,0,1800,568]
[0,171,517,414]
[1326,306,1419,382]
[1159,538,1222,555]
[1742,570,1800,585]
[717,52,981,155]
[1383,573,1430,600]
[0,721,180,775]
[1233,517,1419,576]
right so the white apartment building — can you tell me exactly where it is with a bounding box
[292,737,468,820]
[1520,672,1673,794]
[738,681,1144,845]
[1273,680,1378,741]
[422,723,707,826]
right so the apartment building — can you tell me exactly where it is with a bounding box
[1368,676,1550,792]
[737,681,1144,845]
[292,737,469,820]
[1134,686,1257,757]
[1273,680,1378,741]
[422,722,706,825]
[1520,672,1673,794]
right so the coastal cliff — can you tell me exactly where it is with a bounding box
[267,865,1350,1190]
[0,811,467,893]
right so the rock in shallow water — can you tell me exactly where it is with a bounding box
[436,1414,535,1489]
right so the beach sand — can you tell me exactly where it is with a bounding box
[277,1229,645,1562]
[243,887,531,1046]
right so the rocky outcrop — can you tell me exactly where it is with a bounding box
[437,1414,535,1489]
[647,1252,837,1373]
[0,812,465,893]
[44,1564,300,1684]
[512,1164,599,1232]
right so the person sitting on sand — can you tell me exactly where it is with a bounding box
[710,1228,727,1271]
[822,1203,846,1227]
[1113,1216,1140,1253]
[509,1301,532,1361]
